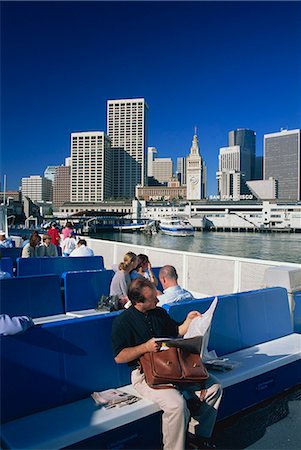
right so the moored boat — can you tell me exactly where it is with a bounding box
[159,217,195,236]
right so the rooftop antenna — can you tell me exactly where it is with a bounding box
[194,126,197,136]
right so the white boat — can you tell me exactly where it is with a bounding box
[112,220,155,233]
[159,217,194,236]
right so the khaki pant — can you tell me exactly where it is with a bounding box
[131,369,222,450]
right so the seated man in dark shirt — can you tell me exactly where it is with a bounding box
[112,278,222,450]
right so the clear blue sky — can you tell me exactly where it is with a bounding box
[1,1,301,195]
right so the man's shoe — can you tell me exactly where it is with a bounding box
[187,433,217,449]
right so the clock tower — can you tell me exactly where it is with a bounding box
[186,129,206,200]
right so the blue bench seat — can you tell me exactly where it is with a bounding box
[1,287,300,449]
[1,386,161,450]
[164,287,301,421]
[63,269,114,317]
[17,256,105,278]
[0,257,13,277]
[0,274,65,319]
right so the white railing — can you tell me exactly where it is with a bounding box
[85,237,301,297]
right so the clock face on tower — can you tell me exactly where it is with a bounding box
[190,176,199,185]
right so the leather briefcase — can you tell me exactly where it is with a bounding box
[139,347,209,388]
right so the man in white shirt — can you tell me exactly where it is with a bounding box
[0,231,13,248]
[157,265,194,306]
[69,239,94,257]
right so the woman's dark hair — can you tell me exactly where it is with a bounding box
[136,254,149,271]
[29,233,40,247]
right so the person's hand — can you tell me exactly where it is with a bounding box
[148,262,152,271]
[186,311,201,321]
[144,338,160,353]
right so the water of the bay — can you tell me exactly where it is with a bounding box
[91,231,301,264]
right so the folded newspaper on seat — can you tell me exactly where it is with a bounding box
[91,389,141,409]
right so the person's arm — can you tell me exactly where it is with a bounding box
[0,314,34,336]
[115,338,160,364]
[147,263,158,286]
[178,311,201,336]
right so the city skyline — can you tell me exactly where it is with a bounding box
[1,1,301,194]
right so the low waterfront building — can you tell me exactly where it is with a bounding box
[56,200,132,218]
[139,200,301,231]
[135,183,186,201]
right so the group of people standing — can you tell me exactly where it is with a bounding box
[21,222,94,258]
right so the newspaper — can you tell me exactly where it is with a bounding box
[91,389,141,409]
[184,297,218,359]
[154,336,203,353]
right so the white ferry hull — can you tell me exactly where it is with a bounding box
[160,226,194,236]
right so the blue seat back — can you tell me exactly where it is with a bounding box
[293,290,301,333]
[164,287,292,356]
[0,313,131,423]
[63,270,114,311]
[0,257,13,277]
[0,247,22,263]
[17,256,105,278]
[152,267,163,292]
[0,275,63,318]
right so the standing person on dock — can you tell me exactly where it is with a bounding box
[157,265,194,306]
[61,222,74,241]
[62,232,77,257]
[47,222,60,248]
[110,252,138,299]
[112,278,222,450]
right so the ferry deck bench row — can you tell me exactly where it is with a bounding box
[1,287,300,450]
[0,270,115,322]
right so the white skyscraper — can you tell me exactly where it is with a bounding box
[107,98,148,199]
[216,143,252,200]
[70,131,112,202]
[186,131,206,200]
[147,146,157,177]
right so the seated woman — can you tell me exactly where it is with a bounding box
[21,232,45,258]
[130,254,158,286]
[110,252,137,300]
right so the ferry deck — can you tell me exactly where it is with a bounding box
[1,239,301,449]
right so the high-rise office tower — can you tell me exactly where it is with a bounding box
[228,129,256,180]
[264,129,301,201]
[186,131,206,200]
[107,98,148,199]
[216,146,242,200]
[152,157,173,184]
[177,157,187,185]
[21,176,52,202]
[44,166,57,183]
[53,165,71,208]
[147,147,157,177]
[70,131,112,202]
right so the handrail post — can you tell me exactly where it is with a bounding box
[234,259,241,293]
[182,254,188,289]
